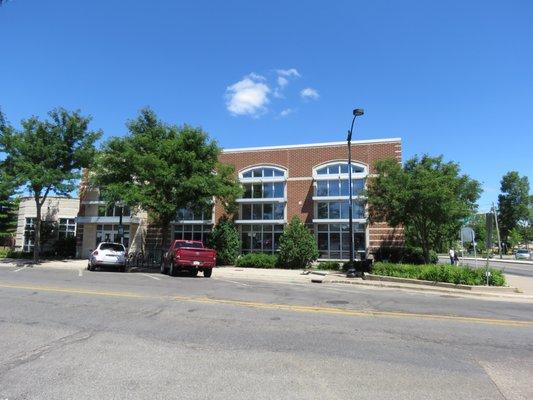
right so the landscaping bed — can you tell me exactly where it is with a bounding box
[372,262,506,286]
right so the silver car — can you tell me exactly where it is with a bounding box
[88,242,127,272]
[514,249,531,260]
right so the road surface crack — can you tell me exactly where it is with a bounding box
[0,330,96,376]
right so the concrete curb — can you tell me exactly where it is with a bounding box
[438,255,533,265]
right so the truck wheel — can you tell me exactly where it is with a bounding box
[203,269,212,278]
[169,262,177,277]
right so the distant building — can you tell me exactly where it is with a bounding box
[14,197,79,253]
[76,138,404,260]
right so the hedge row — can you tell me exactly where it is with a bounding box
[372,262,506,286]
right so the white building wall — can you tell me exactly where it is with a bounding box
[14,197,80,250]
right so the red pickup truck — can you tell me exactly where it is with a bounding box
[161,240,217,277]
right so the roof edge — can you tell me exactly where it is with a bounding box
[222,138,401,153]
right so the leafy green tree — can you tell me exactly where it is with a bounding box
[367,155,481,263]
[0,167,19,242]
[208,218,240,265]
[278,216,319,269]
[0,109,101,260]
[498,171,530,246]
[92,108,241,248]
[507,227,523,251]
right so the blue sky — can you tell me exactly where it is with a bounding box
[1,0,532,210]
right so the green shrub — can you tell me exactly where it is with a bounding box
[235,253,278,269]
[372,262,506,286]
[315,261,341,271]
[374,246,438,264]
[53,236,77,258]
[207,218,241,265]
[277,216,319,269]
[0,250,32,259]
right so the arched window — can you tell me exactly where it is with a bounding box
[313,161,367,178]
[240,166,286,180]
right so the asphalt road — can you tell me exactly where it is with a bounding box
[1,265,532,400]
[439,256,533,277]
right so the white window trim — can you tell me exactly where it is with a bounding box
[312,195,366,201]
[236,197,286,204]
[240,176,286,184]
[314,172,367,181]
[235,219,286,225]
[313,218,367,224]
[239,165,288,180]
[313,160,368,179]
[171,220,213,225]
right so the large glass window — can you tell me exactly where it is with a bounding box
[315,179,365,197]
[242,182,285,199]
[23,218,36,253]
[240,203,285,220]
[316,223,365,259]
[98,204,131,217]
[241,224,284,254]
[315,202,364,219]
[96,224,130,248]
[173,224,212,244]
[242,167,285,179]
[58,218,76,239]
[315,163,365,175]
[176,206,212,221]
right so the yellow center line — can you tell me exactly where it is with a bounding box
[1,282,532,328]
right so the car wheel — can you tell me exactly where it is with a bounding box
[160,260,168,275]
[87,263,93,271]
[170,261,177,277]
[203,269,212,278]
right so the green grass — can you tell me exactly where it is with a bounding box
[372,262,506,286]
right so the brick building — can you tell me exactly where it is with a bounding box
[75,138,403,259]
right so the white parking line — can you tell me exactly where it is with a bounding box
[78,269,83,277]
[12,266,27,272]
[141,273,161,281]
[213,278,251,287]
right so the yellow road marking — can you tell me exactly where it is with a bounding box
[1,282,532,328]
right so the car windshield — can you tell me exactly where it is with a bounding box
[174,241,203,249]
[100,243,125,252]
[517,250,529,254]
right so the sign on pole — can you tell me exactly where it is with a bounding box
[486,213,494,250]
[460,227,475,243]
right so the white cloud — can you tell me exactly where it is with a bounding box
[225,74,270,117]
[279,108,294,117]
[277,68,301,78]
[277,76,289,88]
[300,87,319,100]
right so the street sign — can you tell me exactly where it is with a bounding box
[460,227,475,243]
[486,213,494,249]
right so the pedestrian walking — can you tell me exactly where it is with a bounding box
[453,251,459,265]
[449,249,455,265]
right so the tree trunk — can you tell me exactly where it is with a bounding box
[33,197,41,262]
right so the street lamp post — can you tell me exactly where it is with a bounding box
[346,108,364,278]
[116,201,125,245]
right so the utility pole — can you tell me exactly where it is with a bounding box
[492,202,502,259]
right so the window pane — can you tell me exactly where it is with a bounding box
[242,231,251,250]
[354,232,365,250]
[330,233,340,250]
[317,203,328,219]
[252,231,261,250]
[328,165,339,174]
[316,181,327,196]
[252,204,263,220]
[318,233,328,251]
[274,224,284,232]
[263,231,273,250]
[329,180,340,196]
[273,182,284,198]
[183,224,192,232]
[263,204,273,220]
[241,224,251,232]
[329,202,340,219]
[274,204,284,219]
[274,169,284,177]
[193,232,202,241]
[263,168,274,177]
[341,233,351,251]
[263,183,274,198]
[253,168,262,177]
[253,184,262,198]
[353,202,364,219]
[243,184,252,198]
[317,167,327,175]
[317,224,328,232]
[241,204,251,220]
[340,164,349,174]
[352,179,365,195]
[274,232,282,250]
[243,171,252,178]
[340,202,349,219]
[340,180,350,196]
[123,206,131,216]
